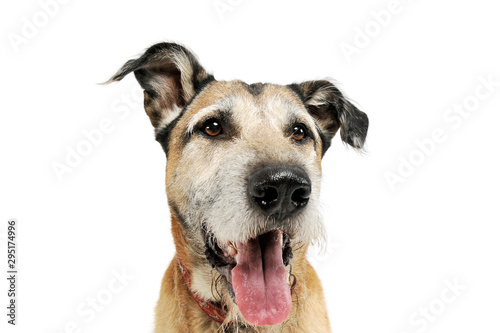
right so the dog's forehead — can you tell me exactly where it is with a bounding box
[182,80,309,128]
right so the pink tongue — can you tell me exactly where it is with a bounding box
[231,231,292,326]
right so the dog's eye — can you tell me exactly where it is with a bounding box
[202,118,222,137]
[292,124,308,141]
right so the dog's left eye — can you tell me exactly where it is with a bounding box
[291,124,308,141]
[202,118,222,137]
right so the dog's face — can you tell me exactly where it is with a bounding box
[108,43,368,327]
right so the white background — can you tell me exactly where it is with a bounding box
[1,0,499,332]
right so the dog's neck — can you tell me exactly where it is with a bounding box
[177,257,227,324]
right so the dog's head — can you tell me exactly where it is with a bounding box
[108,42,368,327]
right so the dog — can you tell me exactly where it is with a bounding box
[107,42,368,332]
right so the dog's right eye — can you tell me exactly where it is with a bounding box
[202,118,222,137]
[291,123,308,141]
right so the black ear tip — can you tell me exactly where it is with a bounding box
[341,132,365,149]
[105,57,143,84]
[100,73,125,85]
[99,74,122,86]
[340,109,369,150]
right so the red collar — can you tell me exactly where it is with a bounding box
[177,258,227,324]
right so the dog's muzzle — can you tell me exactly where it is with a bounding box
[248,165,311,219]
[201,165,311,326]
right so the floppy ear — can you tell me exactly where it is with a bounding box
[106,42,214,134]
[289,80,368,155]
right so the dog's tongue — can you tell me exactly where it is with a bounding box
[231,230,291,326]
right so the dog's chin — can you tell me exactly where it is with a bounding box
[203,225,294,326]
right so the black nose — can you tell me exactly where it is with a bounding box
[248,166,311,219]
